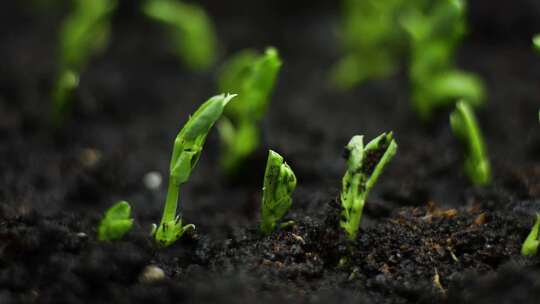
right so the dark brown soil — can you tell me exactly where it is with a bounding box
[1,0,540,303]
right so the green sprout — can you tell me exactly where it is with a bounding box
[402,0,485,119]
[52,0,117,126]
[521,214,540,257]
[260,150,297,235]
[533,34,540,53]
[450,101,491,186]
[152,94,235,246]
[217,47,282,174]
[142,0,217,70]
[340,133,397,240]
[331,0,406,89]
[98,201,134,241]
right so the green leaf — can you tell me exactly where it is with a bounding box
[340,133,397,240]
[153,94,234,247]
[521,214,540,257]
[260,150,297,235]
[98,201,134,241]
[450,101,491,186]
[142,0,217,70]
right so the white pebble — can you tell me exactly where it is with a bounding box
[139,265,165,283]
[143,171,162,190]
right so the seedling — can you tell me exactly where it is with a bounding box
[401,0,485,119]
[260,150,297,235]
[340,133,397,240]
[450,101,491,186]
[521,214,540,257]
[152,94,235,246]
[52,0,117,125]
[533,34,540,53]
[98,201,134,241]
[217,47,282,174]
[331,0,405,89]
[142,0,217,70]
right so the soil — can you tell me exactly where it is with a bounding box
[1,0,540,303]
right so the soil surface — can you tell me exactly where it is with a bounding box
[1,1,540,303]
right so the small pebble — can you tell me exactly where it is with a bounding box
[143,171,162,190]
[79,148,101,168]
[139,265,165,284]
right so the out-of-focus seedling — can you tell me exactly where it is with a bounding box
[340,133,397,240]
[98,201,134,241]
[450,101,491,186]
[260,150,297,235]
[52,0,117,126]
[152,94,235,247]
[218,47,282,174]
[331,0,405,89]
[521,214,540,257]
[142,0,217,70]
[533,34,540,53]
[401,0,485,119]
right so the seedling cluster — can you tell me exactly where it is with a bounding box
[218,47,282,174]
[45,0,536,270]
[51,0,217,126]
[333,0,485,119]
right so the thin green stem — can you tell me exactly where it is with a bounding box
[161,178,179,224]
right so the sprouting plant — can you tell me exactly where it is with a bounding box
[340,133,397,240]
[52,0,117,126]
[450,101,491,186]
[152,94,235,247]
[217,47,282,174]
[98,201,134,241]
[533,34,540,53]
[331,0,406,89]
[260,150,297,235]
[142,0,217,70]
[401,0,485,119]
[521,214,540,257]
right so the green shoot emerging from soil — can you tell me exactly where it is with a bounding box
[52,0,117,126]
[218,47,282,174]
[340,133,397,240]
[534,34,540,53]
[521,214,540,257]
[142,0,217,70]
[152,94,235,246]
[331,0,405,89]
[450,101,491,186]
[98,201,134,241]
[402,0,485,119]
[260,150,297,235]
